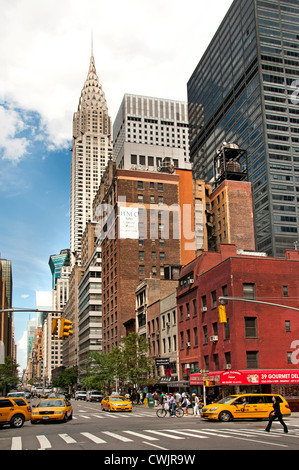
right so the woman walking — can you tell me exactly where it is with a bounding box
[265,396,288,433]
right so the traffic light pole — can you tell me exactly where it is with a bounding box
[219,296,299,311]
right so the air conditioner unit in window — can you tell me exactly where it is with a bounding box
[189,279,194,284]
[186,342,191,348]
[225,364,231,370]
[210,335,218,342]
[201,306,207,312]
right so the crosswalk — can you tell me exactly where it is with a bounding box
[8,425,299,450]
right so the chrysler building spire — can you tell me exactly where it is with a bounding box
[70,46,112,266]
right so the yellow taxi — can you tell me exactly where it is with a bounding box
[101,395,133,412]
[200,393,291,422]
[0,396,32,428]
[31,398,73,424]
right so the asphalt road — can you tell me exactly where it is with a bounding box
[1,399,299,455]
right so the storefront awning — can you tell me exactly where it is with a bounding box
[190,369,299,386]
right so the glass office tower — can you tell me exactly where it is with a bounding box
[188,0,299,256]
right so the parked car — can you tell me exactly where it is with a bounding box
[86,391,103,402]
[31,398,73,424]
[0,397,32,428]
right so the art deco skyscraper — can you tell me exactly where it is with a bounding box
[70,50,112,266]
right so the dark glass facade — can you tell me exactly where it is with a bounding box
[188,0,299,256]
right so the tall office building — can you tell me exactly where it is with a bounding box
[188,0,299,257]
[70,51,112,266]
[113,94,191,171]
[0,259,13,359]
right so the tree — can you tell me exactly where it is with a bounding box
[120,332,155,388]
[0,356,19,395]
[52,367,78,390]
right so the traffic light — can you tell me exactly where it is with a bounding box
[51,318,58,337]
[59,318,73,339]
[218,304,227,323]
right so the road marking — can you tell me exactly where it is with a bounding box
[11,436,22,450]
[144,430,184,439]
[189,429,231,438]
[164,429,208,439]
[142,441,169,450]
[59,433,77,444]
[102,431,133,442]
[210,430,288,448]
[79,415,91,419]
[80,432,106,444]
[123,430,159,441]
[37,435,51,450]
[92,414,105,418]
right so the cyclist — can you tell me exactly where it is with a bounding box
[167,393,176,417]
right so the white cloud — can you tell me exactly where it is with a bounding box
[0,0,233,155]
[21,294,30,299]
[0,106,30,163]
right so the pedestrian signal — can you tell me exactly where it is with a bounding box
[218,304,227,323]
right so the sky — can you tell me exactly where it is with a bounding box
[0,0,234,370]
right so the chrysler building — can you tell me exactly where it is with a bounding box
[70,49,112,266]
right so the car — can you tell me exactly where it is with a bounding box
[31,398,73,424]
[101,395,133,412]
[0,397,32,428]
[7,391,26,399]
[200,393,291,422]
[86,391,103,402]
[75,391,87,400]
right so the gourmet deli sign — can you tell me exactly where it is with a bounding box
[190,369,299,386]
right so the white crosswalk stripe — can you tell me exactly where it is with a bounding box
[144,430,185,439]
[102,431,133,442]
[59,433,77,444]
[36,435,51,450]
[80,432,106,444]
[11,437,22,450]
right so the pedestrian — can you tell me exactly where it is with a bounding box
[265,396,288,433]
[182,395,189,416]
[193,394,200,417]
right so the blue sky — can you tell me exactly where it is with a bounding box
[0,0,233,370]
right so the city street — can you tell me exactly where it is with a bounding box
[1,400,299,452]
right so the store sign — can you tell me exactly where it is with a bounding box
[190,369,299,386]
[155,358,170,366]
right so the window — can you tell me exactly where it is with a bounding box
[245,317,257,338]
[283,285,289,297]
[224,318,230,340]
[186,303,190,318]
[179,305,183,321]
[139,265,145,275]
[285,320,291,332]
[243,283,255,299]
[193,299,197,315]
[246,351,259,369]
[180,331,184,348]
[139,251,144,260]
[211,290,217,308]
[158,183,163,191]
[194,327,198,346]
[138,181,143,190]
[203,325,208,344]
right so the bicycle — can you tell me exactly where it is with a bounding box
[156,404,184,418]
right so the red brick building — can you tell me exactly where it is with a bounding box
[177,244,299,384]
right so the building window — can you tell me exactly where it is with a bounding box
[285,320,291,332]
[139,265,145,275]
[224,319,230,340]
[139,251,144,260]
[245,317,257,338]
[246,351,259,369]
[193,299,197,315]
[211,290,217,308]
[194,327,198,346]
[203,325,208,344]
[243,283,255,299]
[180,331,184,348]
[138,181,143,190]
[283,285,289,297]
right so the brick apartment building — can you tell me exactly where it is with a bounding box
[177,244,299,382]
[94,161,195,352]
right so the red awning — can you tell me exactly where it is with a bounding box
[190,369,299,386]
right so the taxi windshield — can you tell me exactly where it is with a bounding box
[37,400,65,407]
[215,396,238,405]
[110,397,128,402]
